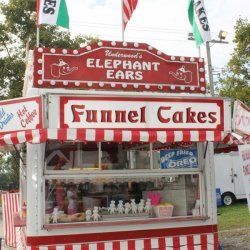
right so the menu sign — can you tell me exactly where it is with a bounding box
[0,96,43,134]
[34,40,206,93]
[160,149,198,169]
[233,100,250,135]
[238,144,250,213]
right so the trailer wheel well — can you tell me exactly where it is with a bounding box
[221,192,236,206]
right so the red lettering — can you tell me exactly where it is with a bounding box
[208,112,217,123]
[21,119,26,128]
[17,110,23,120]
[115,110,126,123]
[173,111,183,123]
[197,112,207,123]
[20,110,37,128]
[128,111,139,123]
[186,107,196,123]
[158,106,171,123]
[242,150,250,161]
[100,110,112,122]
[243,164,250,176]
[140,106,146,123]
[17,105,28,119]
[71,105,85,122]
[86,110,97,122]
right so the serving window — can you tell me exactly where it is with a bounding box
[43,140,204,225]
[44,174,200,224]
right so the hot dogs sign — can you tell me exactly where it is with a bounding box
[34,40,206,93]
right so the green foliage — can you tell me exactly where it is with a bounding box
[0,152,20,188]
[216,18,250,106]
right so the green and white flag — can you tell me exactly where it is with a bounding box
[188,0,211,46]
[37,0,69,29]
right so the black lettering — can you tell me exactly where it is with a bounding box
[44,0,57,7]
[42,0,57,15]
[194,0,210,32]
[43,6,55,14]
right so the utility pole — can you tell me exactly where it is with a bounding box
[206,42,214,96]
[188,32,229,96]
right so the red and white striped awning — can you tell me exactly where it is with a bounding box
[223,132,250,145]
[0,128,228,145]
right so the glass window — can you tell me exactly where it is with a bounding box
[100,142,151,170]
[45,141,99,170]
[44,174,201,224]
[45,141,199,171]
[76,142,99,169]
[101,142,125,170]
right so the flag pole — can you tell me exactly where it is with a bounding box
[36,26,40,47]
[121,0,124,42]
[36,0,40,47]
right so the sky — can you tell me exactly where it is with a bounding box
[0,0,249,75]
[67,0,250,76]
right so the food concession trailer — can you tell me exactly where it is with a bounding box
[1,41,232,249]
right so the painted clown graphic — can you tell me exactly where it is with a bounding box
[169,65,193,83]
[50,59,78,78]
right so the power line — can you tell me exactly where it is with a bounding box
[70,21,235,37]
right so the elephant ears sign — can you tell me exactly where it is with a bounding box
[33,40,206,93]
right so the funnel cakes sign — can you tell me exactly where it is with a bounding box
[34,40,206,93]
[59,96,225,131]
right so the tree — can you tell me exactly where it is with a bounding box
[0,151,20,189]
[0,0,98,176]
[216,18,250,106]
[0,0,98,99]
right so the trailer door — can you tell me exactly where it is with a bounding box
[231,152,246,199]
[214,154,235,195]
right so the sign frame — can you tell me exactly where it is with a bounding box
[233,100,250,136]
[0,96,43,134]
[57,96,226,131]
[34,41,206,94]
[160,148,199,169]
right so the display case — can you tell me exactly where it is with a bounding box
[44,140,203,225]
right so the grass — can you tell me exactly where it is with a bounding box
[217,200,250,231]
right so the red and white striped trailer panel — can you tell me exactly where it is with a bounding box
[1,192,20,248]
[25,233,218,250]
[24,225,218,250]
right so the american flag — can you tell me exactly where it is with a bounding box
[1,192,20,247]
[123,0,138,30]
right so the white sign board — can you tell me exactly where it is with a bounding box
[0,96,43,134]
[57,96,228,131]
[233,100,250,135]
[238,144,250,213]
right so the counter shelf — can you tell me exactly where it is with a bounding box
[43,215,210,230]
